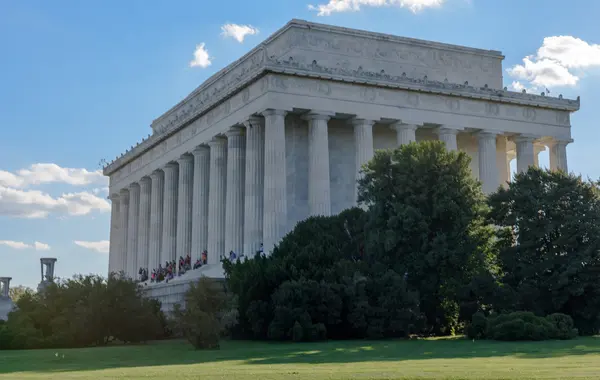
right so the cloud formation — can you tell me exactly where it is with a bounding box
[0,163,106,188]
[74,240,109,254]
[308,0,444,16]
[221,23,259,43]
[189,43,212,68]
[0,186,110,218]
[507,35,600,90]
[0,240,50,250]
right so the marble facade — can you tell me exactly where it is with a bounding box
[104,19,579,283]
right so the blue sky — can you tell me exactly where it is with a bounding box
[1,0,599,288]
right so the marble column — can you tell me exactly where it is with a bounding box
[262,109,287,253]
[549,139,569,172]
[148,170,164,272]
[126,183,140,278]
[161,162,179,265]
[137,177,151,272]
[478,131,498,194]
[305,112,332,216]
[191,145,210,259]
[176,154,194,269]
[118,189,129,276]
[207,137,227,264]
[243,116,265,257]
[352,118,375,203]
[495,135,510,187]
[225,127,246,257]
[515,135,536,173]
[391,122,418,146]
[437,127,459,151]
[108,193,120,275]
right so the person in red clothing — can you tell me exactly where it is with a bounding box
[201,250,208,265]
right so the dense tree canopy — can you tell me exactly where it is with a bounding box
[358,141,496,334]
[488,168,600,334]
[1,274,168,350]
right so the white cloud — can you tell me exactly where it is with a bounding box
[189,43,212,68]
[0,240,51,251]
[221,23,259,43]
[308,0,444,16]
[34,242,51,251]
[0,186,110,218]
[0,163,106,188]
[74,240,109,254]
[507,35,600,89]
[92,187,109,195]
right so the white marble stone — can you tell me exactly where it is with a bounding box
[161,163,179,265]
[437,127,460,151]
[495,135,510,187]
[262,109,288,252]
[137,177,152,272]
[352,118,374,203]
[108,193,120,274]
[549,140,569,172]
[243,116,265,256]
[207,137,227,263]
[148,170,164,271]
[225,127,246,256]
[118,189,129,275]
[126,183,140,278]
[391,122,418,146]
[515,135,536,173]
[305,111,333,216]
[477,131,498,194]
[191,145,210,258]
[176,154,194,267]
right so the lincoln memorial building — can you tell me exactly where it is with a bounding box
[103,19,580,286]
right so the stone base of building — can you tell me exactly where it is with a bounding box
[139,262,226,315]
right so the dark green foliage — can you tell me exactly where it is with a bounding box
[224,207,423,341]
[1,274,167,350]
[359,141,496,334]
[172,277,232,350]
[466,311,488,339]
[488,168,600,335]
[546,313,578,340]
[469,311,578,341]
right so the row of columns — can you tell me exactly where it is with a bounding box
[107,110,571,277]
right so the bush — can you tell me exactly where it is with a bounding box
[172,277,231,349]
[1,274,167,350]
[546,313,578,340]
[472,311,578,341]
[466,311,488,339]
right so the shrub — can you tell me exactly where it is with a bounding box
[546,313,578,340]
[479,311,578,341]
[466,311,488,339]
[173,277,231,349]
[1,274,166,350]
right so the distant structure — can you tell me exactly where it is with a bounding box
[0,277,14,321]
[37,258,58,292]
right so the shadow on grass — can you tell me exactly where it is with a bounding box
[0,336,599,375]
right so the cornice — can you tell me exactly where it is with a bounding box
[103,21,580,177]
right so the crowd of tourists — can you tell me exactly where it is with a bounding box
[139,244,264,284]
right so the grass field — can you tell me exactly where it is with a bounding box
[1,336,599,379]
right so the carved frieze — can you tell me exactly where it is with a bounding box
[104,21,579,177]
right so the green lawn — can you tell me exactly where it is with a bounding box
[1,336,599,379]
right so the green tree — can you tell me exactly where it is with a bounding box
[358,141,496,334]
[8,285,33,302]
[173,277,231,349]
[488,168,600,334]
[2,274,167,349]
